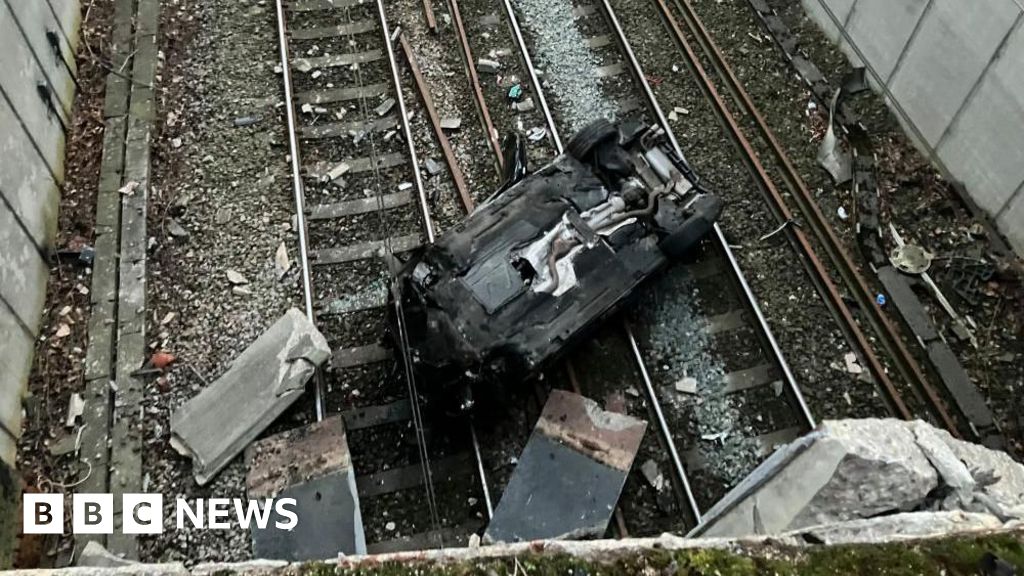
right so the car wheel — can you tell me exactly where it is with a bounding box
[567,119,618,160]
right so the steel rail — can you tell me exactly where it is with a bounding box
[377,0,435,244]
[274,0,324,420]
[597,0,815,432]
[659,0,960,434]
[497,0,703,526]
[497,0,562,152]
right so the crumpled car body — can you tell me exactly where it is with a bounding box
[390,121,722,412]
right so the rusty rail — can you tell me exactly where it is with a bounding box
[654,0,960,434]
[448,0,504,171]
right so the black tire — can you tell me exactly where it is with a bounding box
[567,119,618,160]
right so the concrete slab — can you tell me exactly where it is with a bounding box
[0,305,35,464]
[889,0,1020,146]
[247,416,366,559]
[170,309,331,485]
[0,96,61,250]
[937,21,1024,216]
[484,390,646,543]
[845,0,929,82]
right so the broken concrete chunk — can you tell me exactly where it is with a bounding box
[424,157,443,176]
[323,162,351,183]
[696,419,1024,539]
[484,390,646,543]
[674,376,698,394]
[226,270,248,285]
[440,117,462,131]
[247,416,366,558]
[374,98,396,117]
[477,58,500,73]
[512,97,535,112]
[170,309,331,485]
[167,218,189,238]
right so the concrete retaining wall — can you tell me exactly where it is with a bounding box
[802,0,1024,255]
[0,0,81,468]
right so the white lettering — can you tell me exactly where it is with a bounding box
[233,499,274,530]
[176,498,204,529]
[207,498,231,529]
[274,498,298,530]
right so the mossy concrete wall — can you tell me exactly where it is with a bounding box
[0,0,81,467]
[801,0,1024,256]
[1,1,80,564]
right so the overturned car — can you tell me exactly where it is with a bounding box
[390,120,722,412]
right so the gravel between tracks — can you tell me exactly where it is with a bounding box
[141,0,300,562]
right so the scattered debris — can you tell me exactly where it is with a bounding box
[477,57,500,73]
[640,459,665,492]
[816,89,852,184]
[526,126,547,142]
[512,97,535,112]
[55,323,71,339]
[843,352,863,374]
[171,137,183,148]
[49,433,79,457]
[837,206,848,220]
[118,180,139,196]
[424,157,443,176]
[233,115,263,127]
[167,218,189,238]
[323,161,351,183]
[439,117,462,131]
[275,242,291,277]
[226,269,248,285]
[150,351,176,370]
[484,390,646,543]
[507,84,523,101]
[65,393,85,428]
[233,286,253,297]
[674,376,698,394]
[374,98,396,117]
[170,309,331,485]
[890,244,933,275]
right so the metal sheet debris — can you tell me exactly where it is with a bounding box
[484,390,646,542]
[246,416,366,559]
[170,309,331,485]
[816,89,852,184]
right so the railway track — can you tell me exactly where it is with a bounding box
[646,0,975,440]
[492,0,816,534]
[269,0,974,551]
[273,0,491,553]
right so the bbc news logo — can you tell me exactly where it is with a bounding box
[24,494,298,534]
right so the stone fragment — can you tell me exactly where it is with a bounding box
[374,98,396,117]
[477,58,500,73]
[226,270,248,285]
[424,158,443,176]
[275,242,291,277]
[167,218,189,238]
[674,376,697,394]
[440,117,462,131]
[513,97,535,112]
[170,309,331,485]
[484,390,646,543]
[787,511,1002,545]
